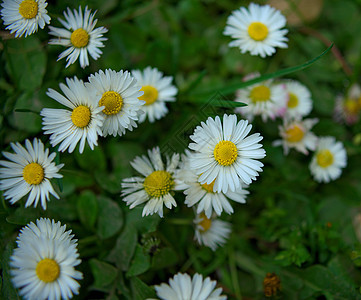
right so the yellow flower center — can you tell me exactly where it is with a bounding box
[316,149,334,168]
[201,179,215,193]
[71,105,91,128]
[23,163,44,185]
[285,125,304,143]
[214,140,238,166]
[19,0,38,19]
[143,170,174,198]
[344,99,360,115]
[288,93,299,108]
[70,28,89,48]
[99,91,123,115]
[250,85,271,103]
[36,258,60,283]
[199,213,212,232]
[139,85,158,105]
[248,22,269,41]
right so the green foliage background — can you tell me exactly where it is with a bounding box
[2,0,361,299]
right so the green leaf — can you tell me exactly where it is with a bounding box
[130,277,156,300]
[5,36,46,90]
[6,207,41,225]
[89,259,118,290]
[77,190,98,229]
[126,207,160,234]
[190,43,334,96]
[1,243,21,300]
[107,226,137,270]
[75,144,106,172]
[126,245,151,277]
[97,196,123,239]
[151,247,178,270]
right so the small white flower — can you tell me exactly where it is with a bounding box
[131,66,177,123]
[235,77,288,122]
[10,218,83,300]
[86,69,144,137]
[154,272,227,300]
[273,118,318,155]
[283,80,313,120]
[48,6,107,68]
[224,3,288,57]
[178,151,248,218]
[1,0,50,38]
[334,83,361,125]
[194,213,231,251]
[121,147,182,218]
[309,136,347,183]
[188,114,266,193]
[41,76,104,154]
[0,138,63,210]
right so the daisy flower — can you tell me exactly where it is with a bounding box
[223,3,288,57]
[40,76,104,154]
[309,136,347,183]
[131,66,177,123]
[1,0,50,38]
[86,69,144,137]
[334,83,361,125]
[121,147,182,218]
[283,80,313,120]
[188,114,266,193]
[0,138,63,210]
[48,6,108,68]
[194,213,231,251]
[154,272,226,300]
[178,151,248,218]
[10,218,83,300]
[235,78,288,122]
[273,118,318,155]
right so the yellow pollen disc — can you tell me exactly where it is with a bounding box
[285,125,304,143]
[201,179,215,193]
[99,91,123,115]
[36,258,60,283]
[71,105,91,128]
[248,22,269,41]
[23,163,44,185]
[19,0,38,19]
[199,213,212,232]
[144,170,174,198]
[288,93,299,108]
[250,85,271,103]
[139,85,159,106]
[214,140,238,166]
[344,99,360,115]
[316,149,334,168]
[70,28,89,48]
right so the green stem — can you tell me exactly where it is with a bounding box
[167,218,193,225]
[229,249,242,300]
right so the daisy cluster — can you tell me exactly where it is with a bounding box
[121,113,266,251]
[234,72,347,183]
[0,0,353,299]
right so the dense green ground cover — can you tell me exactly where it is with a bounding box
[1,0,361,299]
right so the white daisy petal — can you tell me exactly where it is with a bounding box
[121,146,179,218]
[0,139,63,209]
[224,3,288,57]
[188,114,266,193]
[1,0,51,38]
[309,136,347,183]
[131,66,177,123]
[41,77,105,154]
[48,6,107,69]
[10,218,83,300]
[155,272,226,300]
